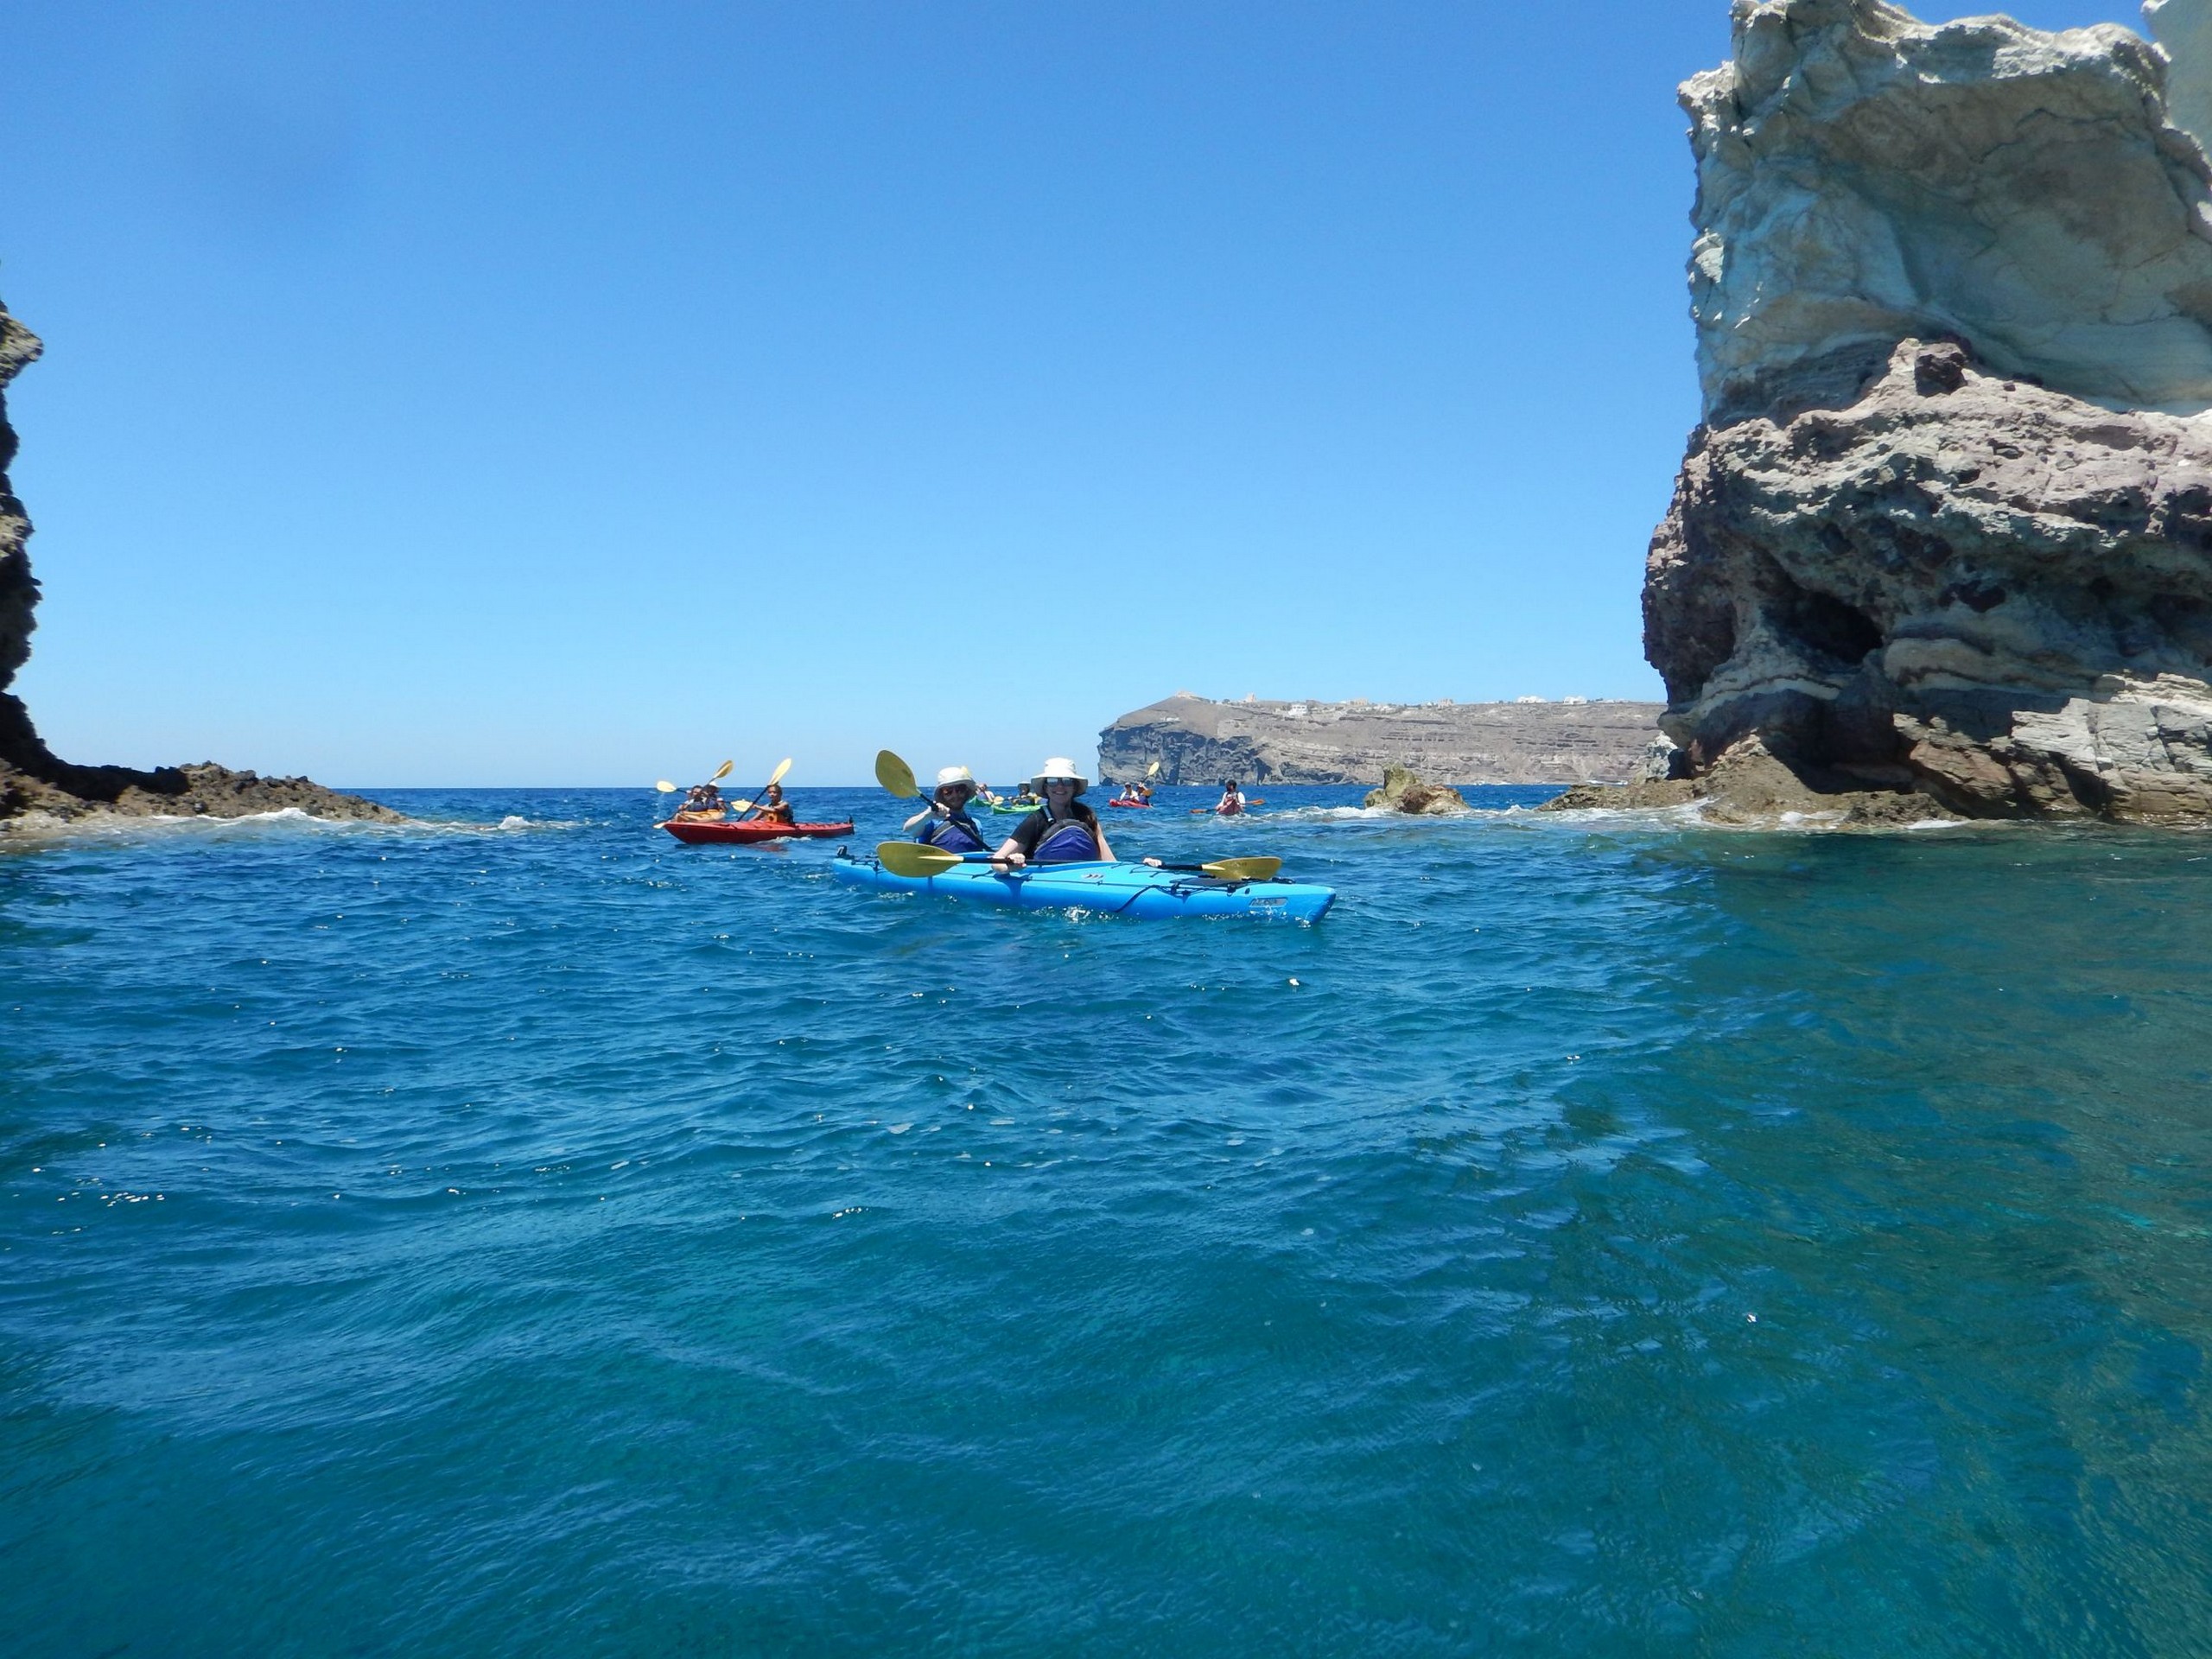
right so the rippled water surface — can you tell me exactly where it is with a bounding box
[5,785,2211,1656]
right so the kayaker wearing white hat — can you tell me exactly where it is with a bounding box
[995,758,1115,868]
[905,765,989,853]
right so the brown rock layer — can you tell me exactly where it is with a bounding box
[1643,338,2212,821]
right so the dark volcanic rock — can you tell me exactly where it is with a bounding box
[1646,340,2212,821]
[0,298,401,832]
[1637,0,2212,823]
[0,308,43,741]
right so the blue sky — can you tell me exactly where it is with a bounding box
[1,0,2144,785]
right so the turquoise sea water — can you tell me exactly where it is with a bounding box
[4,785,2210,1656]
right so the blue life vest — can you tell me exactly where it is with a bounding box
[1030,810,1099,864]
[919,808,987,854]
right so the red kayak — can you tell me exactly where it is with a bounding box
[660,818,855,845]
[1107,798,1154,810]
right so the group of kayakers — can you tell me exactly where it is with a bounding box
[670,754,1252,864]
[906,759,1117,868]
[674,781,793,824]
[901,760,1266,865]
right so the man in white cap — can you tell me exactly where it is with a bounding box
[904,765,989,853]
[995,758,1116,867]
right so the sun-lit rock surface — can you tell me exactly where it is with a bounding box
[1633,0,2212,822]
[1687,0,2212,423]
[2148,0,2212,156]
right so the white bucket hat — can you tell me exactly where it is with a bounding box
[935,765,978,789]
[1032,757,1089,796]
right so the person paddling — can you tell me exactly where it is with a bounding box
[1216,779,1245,816]
[904,766,988,853]
[754,782,795,825]
[996,759,1115,868]
[677,782,726,820]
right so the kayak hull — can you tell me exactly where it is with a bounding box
[1106,799,1154,810]
[662,819,855,844]
[830,853,1333,922]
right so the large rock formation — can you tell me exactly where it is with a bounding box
[1098,694,1665,787]
[1638,0,2212,822]
[0,300,400,830]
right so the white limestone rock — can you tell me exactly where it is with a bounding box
[1686,0,2212,423]
[2148,0,2212,156]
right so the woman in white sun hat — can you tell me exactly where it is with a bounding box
[995,757,1116,868]
[904,765,989,853]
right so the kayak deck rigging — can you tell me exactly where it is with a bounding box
[830,850,1334,922]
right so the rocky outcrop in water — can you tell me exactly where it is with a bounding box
[0,300,400,832]
[1362,766,1470,816]
[1633,0,2212,822]
[1097,694,1664,787]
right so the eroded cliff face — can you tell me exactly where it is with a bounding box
[0,297,399,828]
[1650,339,2212,817]
[1646,0,2212,821]
[1098,695,1664,787]
[0,306,47,774]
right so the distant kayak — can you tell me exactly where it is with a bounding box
[988,801,1041,816]
[661,818,855,845]
[830,851,1333,921]
[1106,798,1154,810]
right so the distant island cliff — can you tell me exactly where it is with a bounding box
[1097,694,1665,786]
[0,300,398,830]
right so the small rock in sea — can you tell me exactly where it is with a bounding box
[1363,765,1469,816]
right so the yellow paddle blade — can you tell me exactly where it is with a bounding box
[710,760,734,782]
[1201,856,1282,881]
[874,749,920,798]
[766,756,793,789]
[724,799,754,812]
[877,840,963,877]
[1147,760,1160,778]
[655,780,678,792]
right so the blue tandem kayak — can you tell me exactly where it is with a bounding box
[829,851,1335,922]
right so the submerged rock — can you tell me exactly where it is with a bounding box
[1635,0,2212,823]
[1363,766,1469,816]
[0,299,399,832]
